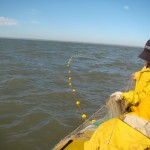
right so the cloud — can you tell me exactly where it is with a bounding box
[31,20,39,24]
[0,17,18,26]
[31,9,40,15]
[124,6,129,10]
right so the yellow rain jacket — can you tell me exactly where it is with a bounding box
[84,117,150,150]
[134,94,150,121]
[121,66,150,111]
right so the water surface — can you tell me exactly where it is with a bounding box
[0,38,143,149]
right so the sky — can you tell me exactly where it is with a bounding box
[0,0,150,47]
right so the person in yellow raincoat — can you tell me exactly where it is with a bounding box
[111,39,150,112]
[84,40,150,150]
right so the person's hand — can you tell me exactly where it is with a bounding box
[131,73,136,80]
[110,91,122,101]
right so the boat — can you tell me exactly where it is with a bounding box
[52,99,150,150]
[52,105,111,150]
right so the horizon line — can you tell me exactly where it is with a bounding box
[0,36,142,48]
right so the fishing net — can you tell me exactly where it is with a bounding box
[52,96,128,149]
[52,55,134,149]
[52,105,107,149]
[106,96,127,118]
